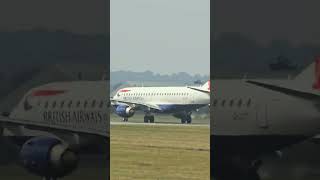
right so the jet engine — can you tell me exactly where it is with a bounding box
[20,136,78,179]
[115,105,135,118]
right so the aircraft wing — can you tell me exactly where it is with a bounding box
[111,99,162,111]
[0,116,109,138]
[246,80,320,100]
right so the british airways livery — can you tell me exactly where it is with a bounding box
[212,56,320,180]
[0,81,109,180]
[111,81,210,123]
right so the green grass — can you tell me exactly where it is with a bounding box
[111,123,210,180]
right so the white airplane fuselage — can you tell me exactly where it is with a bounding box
[4,81,109,146]
[212,80,320,137]
[113,86,209,113]
[211,58,320,180]
[0,81,109,179]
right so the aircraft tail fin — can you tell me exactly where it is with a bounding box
[294,56,320,91]
[202,80,211,92]
[187,80,210,93]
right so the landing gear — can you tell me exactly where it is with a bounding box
[123,118,128,122]
[180,115,192,124]
[144,114,155,123]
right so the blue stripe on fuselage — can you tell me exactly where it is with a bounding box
[156,104,206,113]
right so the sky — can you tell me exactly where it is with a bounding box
[110,0,210,75]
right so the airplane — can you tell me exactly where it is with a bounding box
[211,56,320,180]
[0,81,109,180]
[110,81,210,124]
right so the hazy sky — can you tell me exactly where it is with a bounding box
[110,0,210,75]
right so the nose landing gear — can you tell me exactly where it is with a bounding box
[144,114,155,123]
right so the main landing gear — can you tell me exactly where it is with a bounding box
[123,118,128,122]
[180,113,192,124]
[144,114,155,123]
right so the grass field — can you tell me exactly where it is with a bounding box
[0,156,109,180]
[110,123,210,180]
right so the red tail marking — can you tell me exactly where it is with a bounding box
[32,90,66,96]
[313,56,320,90]
[120,89,131,92]
[208,80,211,91]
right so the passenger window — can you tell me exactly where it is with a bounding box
[247,99,251,107]
[99,101,104,108]
[37,100,41,106]
[60,101,65,108]
[45,101,49,108]
[76,101,81,108]
[238,99,242,107]
[221,100,226,107]
[52,101,57,108]
[213,99,218,106]
[92,100,96,108]
[229,100,234,107]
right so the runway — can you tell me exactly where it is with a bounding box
[110,121,209,127]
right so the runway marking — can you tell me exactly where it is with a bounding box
[110,121,209,127]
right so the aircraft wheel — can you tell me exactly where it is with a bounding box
[149,116,155,123]
[144,116,149,123]
[186,115,192,124]
[123,118,128,122]
[181,118,186,124]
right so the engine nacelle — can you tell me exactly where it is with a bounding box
[115,105,135,118]
[20,136,78,178]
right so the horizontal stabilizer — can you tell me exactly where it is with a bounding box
[246,80,320,100]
